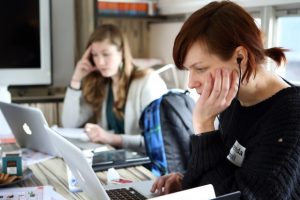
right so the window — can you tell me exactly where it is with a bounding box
[254,18,262,28]
[275,16,300,84]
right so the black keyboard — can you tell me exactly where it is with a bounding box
[106,187,147,200]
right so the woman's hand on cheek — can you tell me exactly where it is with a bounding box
[213,68,238,110]
[193,68,239,134]
[193,71,215,134]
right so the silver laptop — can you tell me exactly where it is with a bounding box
[0,101,58,156]
[46,126,238,200]
[45,125,156,200]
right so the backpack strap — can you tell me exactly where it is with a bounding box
[163,90,194,129]
[160,90,195,169]
[140,96,168,176]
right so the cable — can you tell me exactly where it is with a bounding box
[235,58,242,99]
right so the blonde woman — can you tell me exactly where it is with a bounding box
[62,24,167,152]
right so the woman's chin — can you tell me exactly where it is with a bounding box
[100,71,115,78]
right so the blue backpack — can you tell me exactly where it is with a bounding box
[139,90,195,176]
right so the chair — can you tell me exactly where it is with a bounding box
[152,64,179,88]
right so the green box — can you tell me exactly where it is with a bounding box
[2,152,22,176]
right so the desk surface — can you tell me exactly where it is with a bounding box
[0,144,156,199]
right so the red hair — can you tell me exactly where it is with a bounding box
[173,1,287,82]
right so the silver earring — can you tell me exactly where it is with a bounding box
[119,62,124,73]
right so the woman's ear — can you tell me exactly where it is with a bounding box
[237,57,242,65]
[235,46,248,65]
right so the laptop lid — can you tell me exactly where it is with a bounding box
[46,126,228,200]
[92,149,151,172]
[45,125,110,200]
[0,102,58,156]
[45,126,155,200]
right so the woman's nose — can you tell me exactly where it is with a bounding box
[96,56,105,66]
[188,71,198,89]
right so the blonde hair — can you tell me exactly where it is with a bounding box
[82,24,150,121]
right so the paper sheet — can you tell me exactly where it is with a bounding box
[0,185,66,200]
[0,146,54,171]
[51,126,89,141]
[21,148,55,166]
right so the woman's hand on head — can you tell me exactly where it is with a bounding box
[150,173,183,195]
[72,46,97,82]
[193,68,239,134]
[84,123,122,147]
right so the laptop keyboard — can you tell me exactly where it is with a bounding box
[106,187,147,200]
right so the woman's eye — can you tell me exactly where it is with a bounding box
[102,53,111,57]
[196,67,207,72]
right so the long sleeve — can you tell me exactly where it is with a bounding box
[61,88,93,128]
[121,134,145,152]
[183,87,300,200]
[182,131,227,189]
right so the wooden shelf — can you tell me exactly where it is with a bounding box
[93,0,185,58]
[9,86,66,103]
[96,13,185,23]
[97,13,168,22]
[12,94,65,103]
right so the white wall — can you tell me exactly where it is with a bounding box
[158,0,300,15]
[149,22,190,89]
[51,0,75,86]
[149,22,182,64]
[153,0,300,89]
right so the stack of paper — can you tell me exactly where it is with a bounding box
[51,126,89,141]
[0,185,66,200]
[51,126,107,150]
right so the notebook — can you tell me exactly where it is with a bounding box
[92,149,151,172]
[0,101,58,156]
[45,125,156,200]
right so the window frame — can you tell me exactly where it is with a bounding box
[246,3,300,85]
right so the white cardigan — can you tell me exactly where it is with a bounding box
[61,72,168,151]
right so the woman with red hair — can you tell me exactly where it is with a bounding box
[151,1,300,199]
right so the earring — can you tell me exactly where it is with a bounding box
[119,62,124,73]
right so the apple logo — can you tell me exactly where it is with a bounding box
[22,123,32,135]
